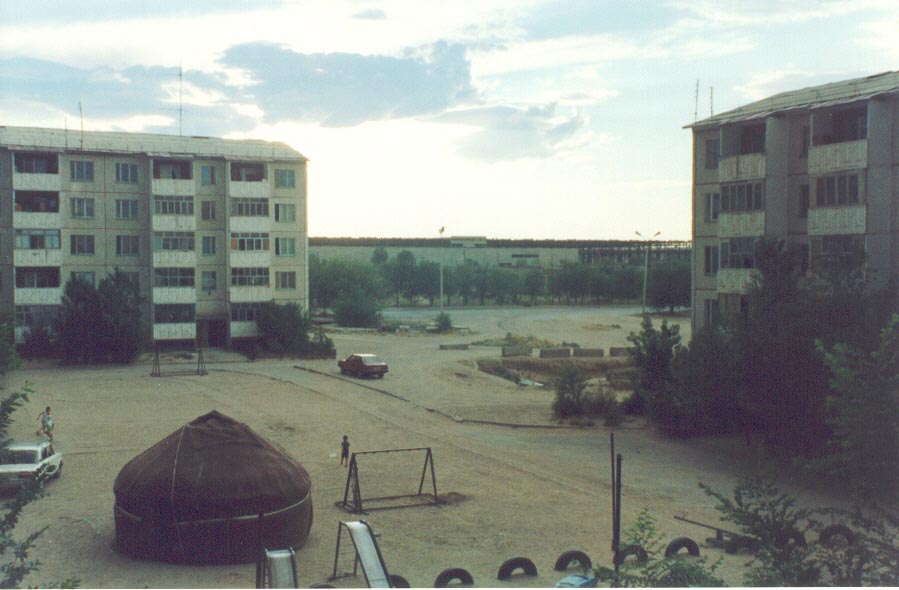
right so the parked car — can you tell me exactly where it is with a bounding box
[338,353,389,378]
[0,441,62,487]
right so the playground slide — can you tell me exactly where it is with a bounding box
[344,521,392,588]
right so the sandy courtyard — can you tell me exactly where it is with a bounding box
[3,306,836,588]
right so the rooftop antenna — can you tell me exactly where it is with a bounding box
[709,87,714,117]
[178,61,183,136]
[694,79,699,122]
[64,116,69,149]
[79,100,84,149]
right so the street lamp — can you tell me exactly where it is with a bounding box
[439,227,445,311]
[635,230,661,315]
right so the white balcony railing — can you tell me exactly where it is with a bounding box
[230,321,260,338]
[152,251,197,268]
[719,153,766,183]
[716,268,758,294]
[229,285,273,302]
[153,323,196,341]
[13,172,61,191]
[14,288,63,305]
[152,215,197,232]
[807,205,866,236]
[229,179,272,199]
[229,216,271,233]
[153,287,197,304]
[809,140,867,175]
[717,211,765,238]
[151,178,195,196]
[13,212,61,229]
[229,251,271,267]
[14,249,62,267]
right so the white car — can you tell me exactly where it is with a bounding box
[0,441,62,486]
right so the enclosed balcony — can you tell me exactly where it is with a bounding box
[152,159,195,196]
[13,153,61,191]
[229,162,271,198]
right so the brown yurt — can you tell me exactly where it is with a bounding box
[113,411,312,564]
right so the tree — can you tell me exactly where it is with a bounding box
[256,302,335,357]
[57,276,102,363]
[647,259,691,312]
[552,363,588,418]
[523,267,545,304]
[370,246,388,267]
[386,250,416,304]
[413,260,440,306]
[486,268,520,305]
[0,319,19,377]
[627,316,681,394]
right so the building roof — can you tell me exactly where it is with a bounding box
[0,125,306,161]
[687,70,899,129]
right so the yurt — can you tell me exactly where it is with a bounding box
[113,411,313,564]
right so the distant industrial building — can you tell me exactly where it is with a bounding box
[0,126,308,345]
[309,236,691,269]
[688,71,899,332]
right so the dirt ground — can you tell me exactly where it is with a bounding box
[3,305,844,588]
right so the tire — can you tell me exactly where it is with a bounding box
[434,567,473,587]
[614,544,648,566]
[377,373,384,379]
[51,463,62,480]
[388,573,410,588]
[554,549,592,572]
[819,524,856,548]
[664,537,700,558]
[497,557,538,580]
[725,536,760,555]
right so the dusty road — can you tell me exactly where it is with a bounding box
[3,306,838,588]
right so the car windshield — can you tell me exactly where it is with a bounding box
[1,450,38,464]
[361,356,384,365]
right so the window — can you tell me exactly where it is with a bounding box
[275,271,296,289]
[154,304,195,323]
[231,232,269,251]
[154,195,194,215]
[815,172,860,207]
[154,267,195,287]
[231,302,262,322]
[15,191,59,212]
[15,267,60,288]
[201,236,216,256]
[201,271,217,293]
[275,169,296,188]
[721,182,764,212]
[704,245,719,275]
[14,229,60,250]
[14,153,58,174]
[70,234,95,255]
[799,184,810,218]
[704,299,719,326]
[70,197,95,219]
[719,237,758,269]
[153,160,191,180]
[116,235,140,256]
[813,106,867,145]
[705,139,720,169]
[200,165,216,186]
[116,199,139,220]
[799,126,810,158]
[812,235,865,267]
[15,305,58,329]
[70,160,94,182]
[275,237,296,256]
[739,124,765,154]
[704,193,720,222]
[71,271,95,287]
[231,267,269,286]
[201,201,216,220]
[231,198,269,216]
[119,271,140,290]
[153,231,195,251]
[231,162,265,182]
[115,163,139,183]
[275,204,296,222]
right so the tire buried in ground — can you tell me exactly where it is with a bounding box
[434,567,474,587]
[664,537,700,558]
[819,524,856,548]
[614,544,649,566]
[554,549,592,572]
[388,573,410,588]
[497,557,538,580]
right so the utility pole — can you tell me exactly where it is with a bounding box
[635,230,661,315]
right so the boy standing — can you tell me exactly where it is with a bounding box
[340,435,350,466]
[36,406,53,441]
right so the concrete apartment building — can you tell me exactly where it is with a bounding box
[689,71,899,332]
[0,126,308,346]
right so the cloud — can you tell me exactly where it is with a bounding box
[353,8,387,20]
[219,41,478,126]
[432,103,593,161]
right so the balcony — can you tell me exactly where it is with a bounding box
[153,251,197,267]
[808,140,867,175]
[230,179,272,199]
[13,172,61,192]
[229,216,271,233]
[153,287,197,304]
[718,153,765,183]
[153,323,196,341]
[152,215,197,232]
[14,249,62,267]
[230,321,260,338]
[716,268,757,295]
[229,285,273,302]
[807,205,866,236]
[12,212,61,229]
[151,178,195,196]
[717,211,765,238]
[15,288,63,305]
[230,251,271,267]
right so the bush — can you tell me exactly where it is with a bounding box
[622,390,646,415]
[256,303,336,358]
[583,387,622,426]
[20,326,57,359]
[552,363,587,418]
[434,312,453,333]
[334,289,381,328]
[627,316,680,393]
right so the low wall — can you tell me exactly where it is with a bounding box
[439,343,470,350]
[609,347,635,357]
[539,348,571,359]
[502,346,533,357]
[573,348,604,358]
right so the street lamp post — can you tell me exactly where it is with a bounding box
[439,227,445,311]
[635,230,661,315]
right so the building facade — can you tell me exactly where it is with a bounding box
[689,71,899,332]
[0,126,308,346]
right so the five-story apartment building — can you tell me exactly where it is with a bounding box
[0,126,308,346]
[689,71,899,332]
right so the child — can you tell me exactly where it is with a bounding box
[340,435,350,466]
[36,406,53,441]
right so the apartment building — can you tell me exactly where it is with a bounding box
[688,71,899,333]
[0,126,308,346]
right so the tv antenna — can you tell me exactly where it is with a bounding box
[694,79,699,123]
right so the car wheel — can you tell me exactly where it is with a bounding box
[52,463,62,480]
[377,373,384,379]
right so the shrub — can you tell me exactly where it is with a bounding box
[552,363,587,418]
[20,326,57,359]
[583,387,622,426]
[621,390,646,415]
[334,289,381,328]
[627,316,680,393]
[434,312,453,333]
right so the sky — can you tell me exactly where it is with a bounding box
[2,1,899,241]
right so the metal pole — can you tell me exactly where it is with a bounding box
[642,242,650,315]
[614,453,622,577]
[439,261,444,311]
[610,432,616,552]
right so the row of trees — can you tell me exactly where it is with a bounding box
[309,250,691,326]
[628,239,899,500]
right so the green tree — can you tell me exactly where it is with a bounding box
[647,258,691,312]
[334,286,381,328]
[627,316,681,393]
[0,319,19,377]
[57,277,102,363]
[486,268,520,305]
[96,269,144,363]
[413,260,441,306]
[370,246,388,267]
[386,250,416,304]
[818,313,899,500]
[523,267,545,304]
[552,363,588,418]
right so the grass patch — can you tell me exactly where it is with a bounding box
[472,332,557,348]
[476,358,521,383]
